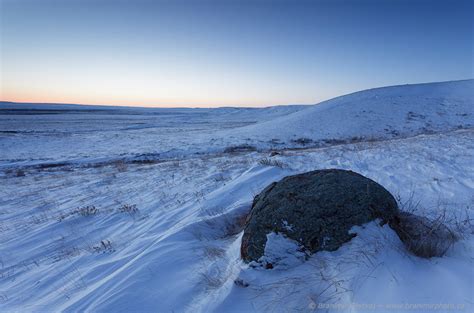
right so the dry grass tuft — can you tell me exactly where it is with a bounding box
[258,158,285,168]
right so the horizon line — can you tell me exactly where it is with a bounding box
[1,78,472,110]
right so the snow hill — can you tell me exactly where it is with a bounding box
[229,79,474,143]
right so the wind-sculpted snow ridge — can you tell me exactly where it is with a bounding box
[227,79,474,144]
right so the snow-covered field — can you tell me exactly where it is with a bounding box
[1,80,473,312]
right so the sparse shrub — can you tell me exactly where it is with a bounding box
[365,136,379,142]
[57,212,68,222]
[130,158,159,165]
[394,194,474,257]
[291,137,313,145]
[76,205,98,217]
[349,136,363,143]
[92,240,114,253]
[57,205,99,221]
[53,247,81,262]
[390,211,457,258]
[259,158,284,168]
[323,138,346,145]
[224,144,257,153]
[30,213,48,224]
[118,204,139,215]
[213,173,226,182]
[193,191,205,202]
[449,208,474,237]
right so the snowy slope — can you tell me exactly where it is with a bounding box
[229,79,474,142]
[1,80,473,312]
[1,130,472,312]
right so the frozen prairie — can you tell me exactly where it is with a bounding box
[0,80,473,312]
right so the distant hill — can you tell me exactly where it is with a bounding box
[231,79,474,142]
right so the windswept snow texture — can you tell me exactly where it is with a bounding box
[0,80,473,312]
[0,104,306,167]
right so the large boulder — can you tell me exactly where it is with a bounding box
[241,169,399,263]
[389,211,457,258]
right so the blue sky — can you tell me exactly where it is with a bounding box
[1,0,472,107]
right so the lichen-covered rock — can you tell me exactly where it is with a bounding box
[389,211,457,258]
[241,169,399,262]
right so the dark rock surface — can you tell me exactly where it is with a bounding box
[389,211,457,258]
[241,169,399,262]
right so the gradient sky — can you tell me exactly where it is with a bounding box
[1,0,473,107]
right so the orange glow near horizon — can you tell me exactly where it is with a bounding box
[2,0,472,109]
[0,88,319,108]
[0,58,331,108]
[0,95,293,108]
[0,72,329,108]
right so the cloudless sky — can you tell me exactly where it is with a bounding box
[0,0,473,107]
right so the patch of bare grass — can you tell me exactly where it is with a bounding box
[258,157,285,168]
